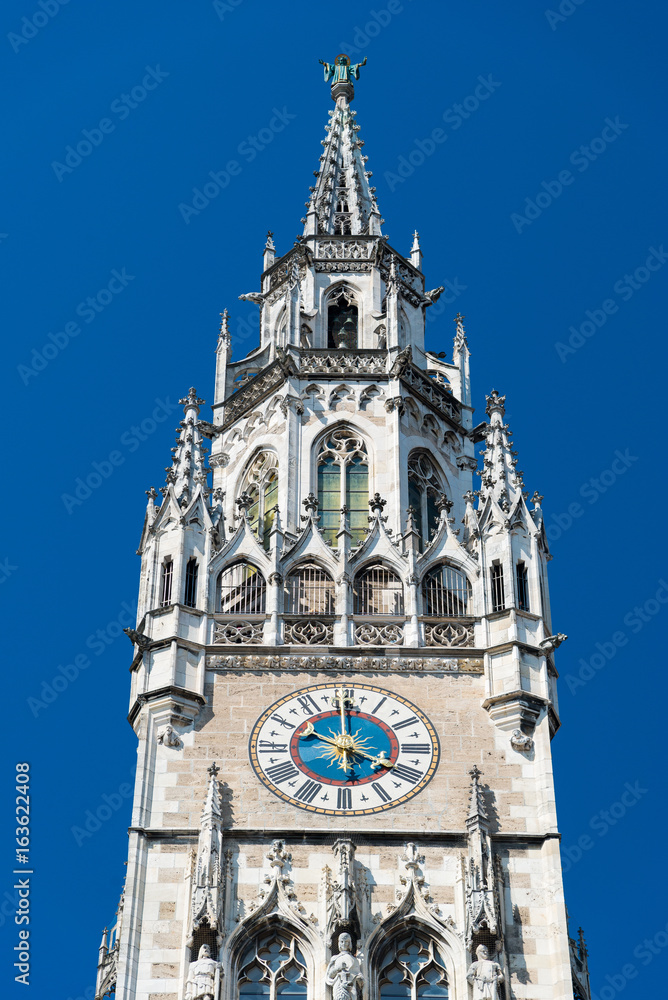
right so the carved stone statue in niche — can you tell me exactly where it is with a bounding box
[326,932,364,1000]
[466,944,504,1000]
[185,944,221,1000]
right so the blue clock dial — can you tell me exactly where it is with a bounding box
[249,683,439,815]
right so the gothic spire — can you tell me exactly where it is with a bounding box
[166,388,210,502]
[479,389,525,508]
[303,56,382,238]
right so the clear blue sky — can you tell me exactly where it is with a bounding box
[2,1,666,997]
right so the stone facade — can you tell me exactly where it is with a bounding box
[95,57,589,1000]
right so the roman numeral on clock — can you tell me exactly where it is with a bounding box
[266,761,299,784]
[337,788,352,810]
[296,695,321,716]
[258,741,288,752]
[392,763,422,784]
[400,743,431,754]
[372,784,392,802]
[295,779,322,803]
[393,715,419,730]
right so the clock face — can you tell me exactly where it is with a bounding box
[249,683,439,816]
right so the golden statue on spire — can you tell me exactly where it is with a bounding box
[319,54,367,102]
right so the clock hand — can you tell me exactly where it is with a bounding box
[300,724,394,768]
[335,685,347,737]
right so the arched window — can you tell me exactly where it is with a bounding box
[219,562,266,614]
[408,453,445,550]
[237,929,307,1000]
[378,931,449,1000]
[285,564,335,615]
[184,558,198,608]
[243,452,279,552]
[490,562,505,613]
[422,565,471,617]
[327,287,358,349]
[317,428,368,546]
[160,559,173,608]
[516,561,529,612]
[354,565,404,616]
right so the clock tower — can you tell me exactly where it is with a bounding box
[95,57,590,1000]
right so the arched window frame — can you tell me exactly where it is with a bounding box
[326,284,360,349]
[421,563,472,617]
[408,452,445,550]
[316,426,369,547]
[217,561,267,615]
[377,929,449,1000]
[353,563,404,616]
[284,563,336,615]
[236,927,308,1000]
[241,452,279,552]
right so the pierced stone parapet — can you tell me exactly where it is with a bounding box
[315,239,375,259]
[423,620,475,648]
[354,622,404,646]
[214,619,265,644]
[284,618,335,645]
[299,350,386,376]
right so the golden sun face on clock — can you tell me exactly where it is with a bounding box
[249,683,439,816]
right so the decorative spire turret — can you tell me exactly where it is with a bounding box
[188,763,225,945]
[168,388,210,501]
[464,767,501,950]
[479,389,525,506]
[304,56,380,237]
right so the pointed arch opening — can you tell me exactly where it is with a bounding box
[377,930,449,1000]
[316,427,369,547]
[327,286,359,349]
[242,452,279,552]
[408,452,446,551]
[285,563,335,615]
[237,927,308,1000]
[354,564,404,616]
[218,562,266,615]
[422,564,471,617]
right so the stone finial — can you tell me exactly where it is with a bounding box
[179,387,205,410]
[368,493,387,514]
[265,230,275,251]
[531,491,544,507]
[235,492,254,515]
[302,492,319,514]
[485,389,505,417]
